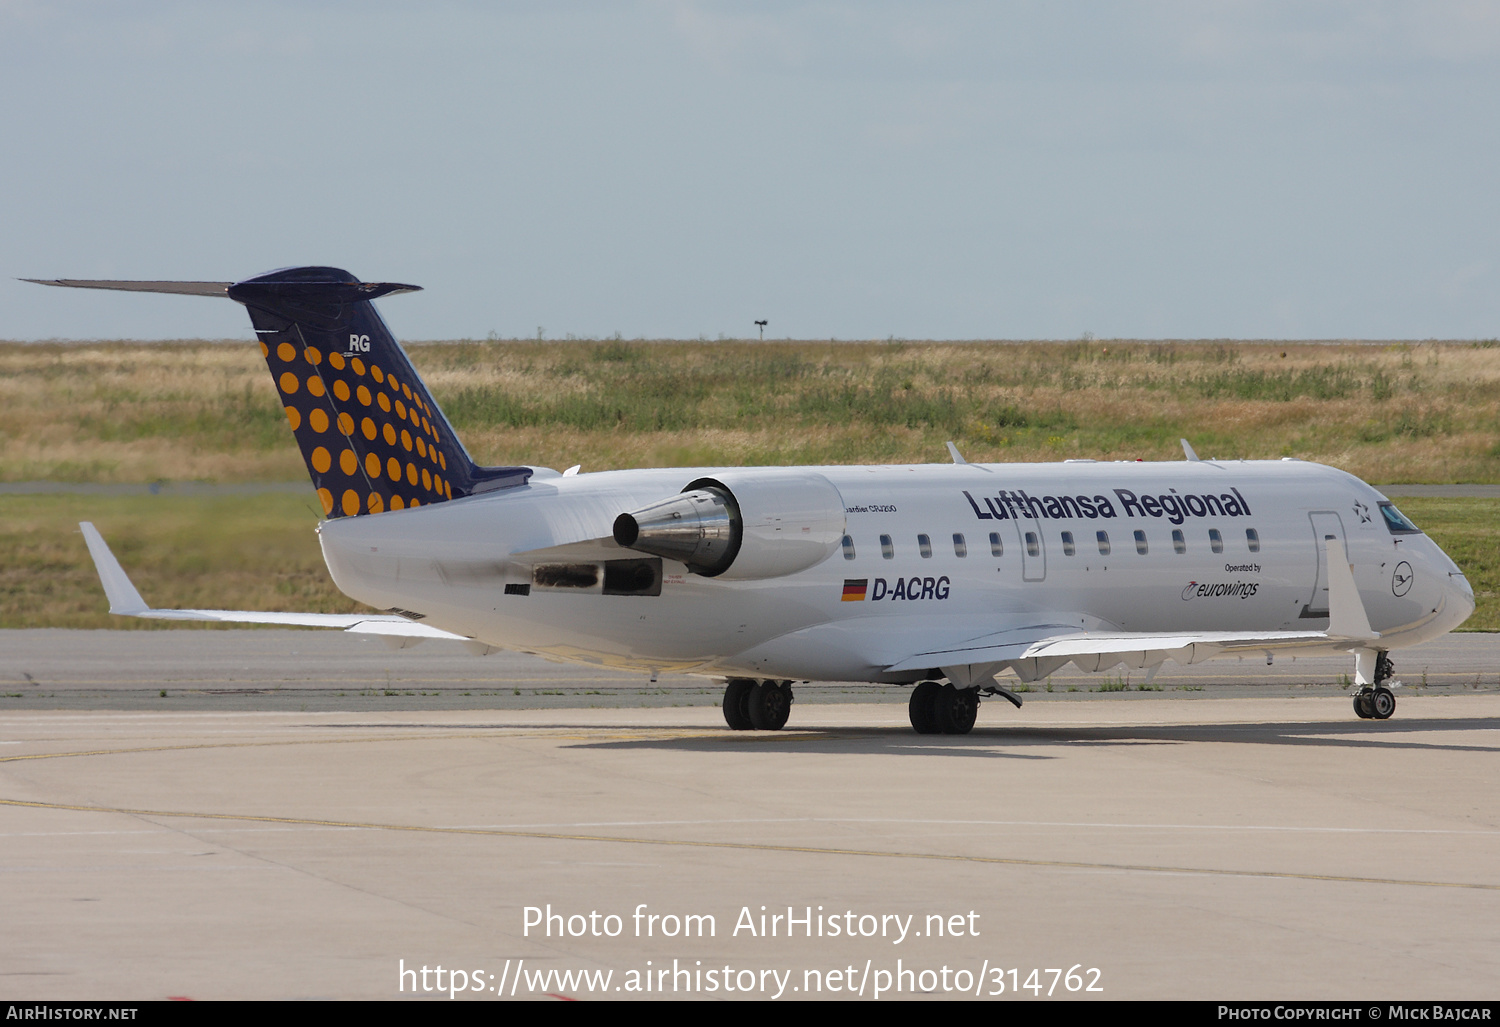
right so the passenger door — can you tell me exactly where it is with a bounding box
[1301,511,1346,619]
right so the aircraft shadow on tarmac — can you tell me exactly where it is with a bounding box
[552,716,1500,757]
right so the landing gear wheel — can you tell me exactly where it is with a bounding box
[1371,686,1396,720]
[722,679,754,730]
[1353,688,1374,719]
[934,684,979,735]
[909,681,941,734]
[747,680,792,731]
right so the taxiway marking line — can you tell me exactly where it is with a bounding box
[1,797,1495,892]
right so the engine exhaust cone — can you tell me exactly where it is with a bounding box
[613,488,740,576]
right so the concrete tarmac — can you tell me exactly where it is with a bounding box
[0,631,1497,1001]
[1,629,1496,711]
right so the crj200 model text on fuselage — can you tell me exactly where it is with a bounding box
[32,268,1474,733]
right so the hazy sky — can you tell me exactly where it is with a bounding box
[3,2,1499,340]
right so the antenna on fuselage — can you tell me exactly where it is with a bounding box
[1181,439,1201,462]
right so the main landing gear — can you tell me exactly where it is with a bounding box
[908,680,979,735]
[1353,652,1397,721]
[722,678,793,731]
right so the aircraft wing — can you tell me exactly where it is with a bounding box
[78,522,467,640]
[885,627,1338,674]
[887,538,1378,676]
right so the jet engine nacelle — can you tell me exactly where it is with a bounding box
[612,471,847,580]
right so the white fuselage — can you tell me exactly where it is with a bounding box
[316,458,1474,681]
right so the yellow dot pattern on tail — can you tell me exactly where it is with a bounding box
[259,320,455,518]
[232,266,531,516]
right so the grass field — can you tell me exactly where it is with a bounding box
[1,338,1498,483]
[0,493,1492,631]
[0,337,1494,630]
[0,493,356,629]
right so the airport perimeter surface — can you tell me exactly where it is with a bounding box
[0,631,1496,1001]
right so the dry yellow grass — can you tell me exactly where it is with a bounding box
[0,338,1496,482]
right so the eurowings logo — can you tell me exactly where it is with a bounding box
[1182,580,1259,601]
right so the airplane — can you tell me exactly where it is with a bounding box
[29,267,1476,731]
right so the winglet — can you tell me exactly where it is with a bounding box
[78,522,150,615]
[1324,538,1377,639]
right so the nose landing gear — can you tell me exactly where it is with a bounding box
[1352,686,1396,719]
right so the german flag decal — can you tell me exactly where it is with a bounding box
[842,578,869,602]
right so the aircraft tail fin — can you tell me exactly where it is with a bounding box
[28,267,531,517]
[231,266,530,517]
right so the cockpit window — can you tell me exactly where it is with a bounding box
[1379,502,1422,535]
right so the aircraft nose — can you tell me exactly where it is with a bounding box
[1451,570,1474,605]
[1444,570,1475,630]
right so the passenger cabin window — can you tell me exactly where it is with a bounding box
[1061,531,1076,556]
[1025,531,1040,557]
[1209,528,1223,554]
[1134,530,1148,555]
[952,533,967,558]
[917,534,933,559]
[841,535,856,561]
[880,534,894,560]
[1246,528,1260,553]
[989,532,1004,557]
[1172,529,1186,554]
[1096,530,1110,556]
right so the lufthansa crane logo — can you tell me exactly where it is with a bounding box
[1391,561,1413,597]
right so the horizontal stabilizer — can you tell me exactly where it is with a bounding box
[78,522,466,640]
[22,278,424,301]
[22,279,232,297]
